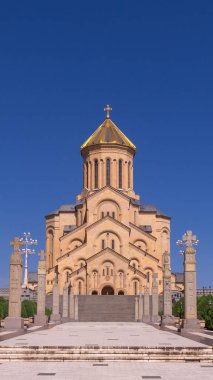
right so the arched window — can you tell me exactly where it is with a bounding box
[147,271,150,283]
[78,281,82,295]
[106,159,110,185]
[111,239,115,250]
[128,162,131,188]
[133,281,138,295]
[86,162,89,188]
[102,240,105,250]
[119,159,122,188]
[94,159,98,188]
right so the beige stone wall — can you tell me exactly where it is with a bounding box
[45,132,171,295]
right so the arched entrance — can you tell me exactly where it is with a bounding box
[91,290,98,295]
[118,290,124,295]
[101,286,114,295]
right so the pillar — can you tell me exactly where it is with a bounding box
[50,279,61,323]
[34,250,48,326]
[74,296,78,321]
[135,297,139,321]
[142,287,150,323]
[62,283,69,321]
[69,290,75,320]
[151,273,159,323]
[138,294,143,321]
[5,237,24,330]
[182,245,200,331]
[161,251,175,326]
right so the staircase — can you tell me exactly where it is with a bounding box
[78,295,135,322]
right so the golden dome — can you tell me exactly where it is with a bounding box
[81,113,136,152]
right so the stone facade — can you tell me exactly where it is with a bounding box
[45,109,172,296]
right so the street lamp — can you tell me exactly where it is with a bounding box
[20,232,38,288]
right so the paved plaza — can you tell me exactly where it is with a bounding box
[0,322,209,347]
[0,361,213,380]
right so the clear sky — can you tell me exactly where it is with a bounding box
[0,1,212,288]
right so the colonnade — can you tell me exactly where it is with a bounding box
[83,158,133,191]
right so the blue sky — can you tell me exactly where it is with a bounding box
[0,1,212,287]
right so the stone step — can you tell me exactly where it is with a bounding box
[78,295,136,322]
[0,346,212,362]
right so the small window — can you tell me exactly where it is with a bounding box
[147,271,150,283]
[111,269,113,276]
[101,211,104,219]
[102,240,105,250]
[106,159,110,185]
[111,239,115,250]
[107,267,109,276]
[107,211,110,216]
[112,212,115,219]
[103,269,105,276]
[119,159,122,188]
[94,159,98,188]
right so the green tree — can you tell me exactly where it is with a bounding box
[172,297,184,318]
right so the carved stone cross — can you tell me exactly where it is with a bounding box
[10,236,24,253]
[38,250,46,261]
[182,230,197,247]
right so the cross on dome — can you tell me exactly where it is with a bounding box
[104,105,112,119]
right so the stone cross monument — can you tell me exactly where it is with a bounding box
[151,273,159,323]
[5,237,25,330]
[177,230,200,331]
[50,274,61,323]
[34,250,48,326]
[142,286,150,323]
[161,251,175,326]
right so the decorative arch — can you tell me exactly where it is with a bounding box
[96,198,121,221]
[67,238,82,252]
[95,230,122,253]
[134,239,148,252]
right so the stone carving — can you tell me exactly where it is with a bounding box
[4,237,25,330]
[34,250,48,326]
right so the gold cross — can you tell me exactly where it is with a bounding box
[104,105,112,119]
[10,236,24,253]
[38,249,46,261]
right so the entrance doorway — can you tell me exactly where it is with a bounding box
[101,286,114,295]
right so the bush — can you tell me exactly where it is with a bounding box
[172,295,213,330]
[0,297,8,319]
[172,298,184,318]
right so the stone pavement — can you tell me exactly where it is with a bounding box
[0,322,208,347]
[0,361,213,380]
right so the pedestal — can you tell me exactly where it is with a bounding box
[181,318,200,332]
[34,314,48,326]
[4,317,24,331]
[161,315,176,326]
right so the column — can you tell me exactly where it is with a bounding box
[161,251,175,326]
[69,290,75,320]
[34,250,48,326]
[182,247,200,331]
[151,273,159,323]
[74,296,78,321]
[135,297,139,321]
[142,287,150,323]
[138,294,143,321]
[124,161,128,189]
[91,161,94,189]
[62,283,69,321]
[50,279,61,323]
[5,237,25,330]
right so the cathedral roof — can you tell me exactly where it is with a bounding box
[81,109,136,152]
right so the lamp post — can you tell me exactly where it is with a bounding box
[20,232,38,288]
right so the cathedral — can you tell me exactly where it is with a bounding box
[45,106,171,296]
